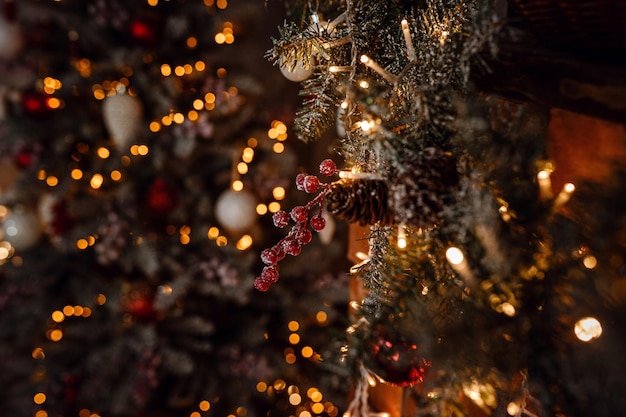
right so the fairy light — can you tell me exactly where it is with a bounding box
[506,401,521,416]
[537,169,553,200]
[231,180,244,191]
[256,203,268,215]
[236,234,253,250]
[446,246,475,285]
[329,65,353,73]
[360,55,397,84]
[397,224,407,249]
[400,19,417,61]
[553,182,575,210]
[574,316,602,341]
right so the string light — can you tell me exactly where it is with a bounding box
[400,19,417,61]
[574,316,602,342]
[536,169,553,200]
[360,55,398,84]
[553,182,575,211]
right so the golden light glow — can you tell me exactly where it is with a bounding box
[237,162,249,175]
[190,412,201,417]
[160,64,172,76]
[288,320,300,331]
[307,388,324,403]
[359,80,369,89]
[71,169,83,180]
[215,33,226,44]
[272,143,285,153]
[216,0,227,9]
[34,393,46,405]
[445,247,464,265]
[272,187,285,200]
[575,316,602,341]
[195,61,206,71]
[63,305,74,316]
[32,347,45,360]
[96,293,107,305]
[205,92,216,103]
[232,180,244,191]
[76,239,89,250]
[316,310,328,324]
[110,170,122,181]
[236,235,253,251]
[311,403,325,414]
[49,329,63,342]
[97,147,110,159]
[46,176,59,187]
[256,204,268,215]
[299,411,312,417]
[51,310,65,323]
[207,227,220,239]
[268,202,281,213]
[273,379,286,391]
[289,393,302,405]
[289,333,300,344]
[38,169,47,180]
[137,145,149,155]
[216,236,228,246]
[46,98,62,109]
[242,147,254,162]
[507,402,521,416]
[174,66,185,76]
[501,302,516,317]
[35,410,48,417]
[285,352,296,364]
[90,173,104,189]
[180,235,190,245]
[256,382,268,392]
[188,110,199,121]
[173,112,184,124]
[301,346,314,358]
[247,137,258,147]
[186,36,198,48]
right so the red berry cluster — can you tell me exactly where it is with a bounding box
[255,159,339,291]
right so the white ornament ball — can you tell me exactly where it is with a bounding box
[102,92,143,149]
[214,189,257,233]
[0,19,23,60]
[279,56,314,82]
[1,209,41,251]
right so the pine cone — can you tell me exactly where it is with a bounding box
[326,178,394,226]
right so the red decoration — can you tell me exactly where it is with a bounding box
[146,178,177,215]
[129,18,159,46]
[15,151,33,168]
[365,327,431,387]
[22,91,51,116]
[124,293,157,322]
[49,200,74,236]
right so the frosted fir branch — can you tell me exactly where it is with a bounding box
[294,69,344,143]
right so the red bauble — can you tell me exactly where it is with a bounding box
[15,151,34,168]
[146,178,177,215]
[365,327,431,387]
[22,91,51,117]
[125,295,157,322]
[129,18,159,46]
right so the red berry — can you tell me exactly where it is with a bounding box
[310,215,326,231]
[261,248,279,265]
[254,276,272,291]
[290,206,308,223]
[262,266,279,283]
[283,239,302,256]
[303,175,320,193]
[273,210,290,228]
[296,228,313,244]
[319,159,337,176]
[295,173,307,191]
[275,245,286,261]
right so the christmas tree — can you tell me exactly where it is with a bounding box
[262,0,626,416]
[0,1,351,416]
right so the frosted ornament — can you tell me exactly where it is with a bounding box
[279,55,314,82]
[0,18,23,59]
[1,209,41,251]
[102,92,143,149]
[214,189,257,232]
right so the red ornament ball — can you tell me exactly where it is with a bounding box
[125,295,157,322]
[146,178,177,215]
[365,329,431,387]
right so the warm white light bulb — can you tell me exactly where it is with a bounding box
[574,316,602,342]
[446,247,464,265]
